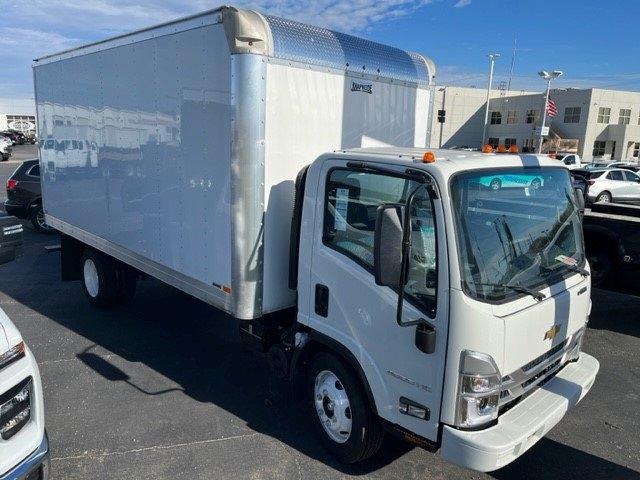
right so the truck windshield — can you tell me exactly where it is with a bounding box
[450,167,584,302]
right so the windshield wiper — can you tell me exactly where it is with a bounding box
[541,263,590,278]
[503,283,547,301]
[473,282,547,301]
[565,264,590,277]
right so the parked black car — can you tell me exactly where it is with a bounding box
[4,159,56,233]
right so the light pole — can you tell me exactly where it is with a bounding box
[481,53,500,147]
[537,70,563,153]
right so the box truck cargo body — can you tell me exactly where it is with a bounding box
[34,7,434,319]
[34,6,599,472]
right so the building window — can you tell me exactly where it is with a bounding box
[618,109,631,125]
[490,111,502,124]
[634,142,640,158]
[488,137,499,149]
[526,110,538,124]
[563,107,581,123]
[597,107,611,124]
[593,140,606,157]
[506,111,518,124]
[505,138,517,148]
[523,138,535,152]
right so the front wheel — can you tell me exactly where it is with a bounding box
[489,178,502,190]
[308,352,383,464]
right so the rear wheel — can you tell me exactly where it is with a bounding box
[308,352,383,463]
[530,178,542,190]
[489,178,502,190]
[30,205,56,234]
[596,191,611,203]
[81,249,137,307]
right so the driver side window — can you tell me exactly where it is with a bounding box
[323,168,437,315]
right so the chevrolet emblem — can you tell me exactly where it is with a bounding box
[544,325,560,341]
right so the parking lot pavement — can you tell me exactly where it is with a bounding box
[0,228,638,479]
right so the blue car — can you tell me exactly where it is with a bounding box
[478,174,544,191]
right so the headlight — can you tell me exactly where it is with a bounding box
[455,350,501,428]
[0,341,25,371]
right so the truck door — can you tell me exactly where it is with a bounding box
[307,159,449,442]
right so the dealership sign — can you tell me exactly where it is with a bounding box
[8,120,35,131]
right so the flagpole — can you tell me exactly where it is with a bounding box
[537,70,563,154]
[482,53,500,147]
[538,78,551,154]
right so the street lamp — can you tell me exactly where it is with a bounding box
[537,70,563,153]
[481,53,500,147]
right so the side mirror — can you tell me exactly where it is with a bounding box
[573,188,584,214]
[415,322,437,354]
[374,204,404,287]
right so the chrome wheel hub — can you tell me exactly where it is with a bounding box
[83,259,100,298]
[314,370,352,443]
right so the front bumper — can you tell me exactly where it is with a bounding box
[0,432,50,480]
[440,352,599,472]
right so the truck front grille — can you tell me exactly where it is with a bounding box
[499,330,583,407]
[0,377,32,440]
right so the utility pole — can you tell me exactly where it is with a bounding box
[481,53,500,147]
[507,37,517,92]
[537,70,563,153]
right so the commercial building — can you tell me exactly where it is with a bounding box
[430,87,640,161]
[0,97,37,135]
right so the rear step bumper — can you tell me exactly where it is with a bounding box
[440,352,599,472]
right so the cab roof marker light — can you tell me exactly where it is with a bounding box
[422,151,436,163]
[481,144,493,154]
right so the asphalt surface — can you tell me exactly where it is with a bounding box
[0,149,638,479]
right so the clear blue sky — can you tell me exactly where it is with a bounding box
[1,0,639,98]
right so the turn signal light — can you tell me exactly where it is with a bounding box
[6,179,17,190]
[422,151,436,163]
[481,144,493,153]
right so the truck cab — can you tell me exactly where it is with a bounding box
[291,148,599,471]
[556,153,582,169]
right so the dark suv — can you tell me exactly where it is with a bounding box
[4,159,56,233]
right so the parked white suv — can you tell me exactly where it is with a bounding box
[0,136,11,161]
[585,168,640,203]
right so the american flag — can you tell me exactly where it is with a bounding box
[546,98,558,117]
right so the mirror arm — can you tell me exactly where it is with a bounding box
[396,183,428,329]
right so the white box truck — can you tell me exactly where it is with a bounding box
[34,6,599,471]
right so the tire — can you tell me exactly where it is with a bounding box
[30,205,57,234]
[596,191,611,203]
[530,178,542,190]
[586,242,613,287]
[81,249,119,307]
[489,178,501,190]
[308,352,383,464]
